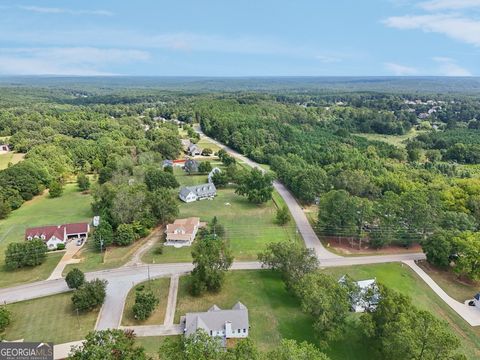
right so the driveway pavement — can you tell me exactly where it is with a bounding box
[48,241,83,280]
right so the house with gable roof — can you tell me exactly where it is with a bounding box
[165,217,206,247]
[179,183,217,203]
[181,302,249,344]
[25,223,90,250]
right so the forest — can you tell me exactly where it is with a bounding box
[0,81,479,281]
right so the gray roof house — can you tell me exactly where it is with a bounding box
[181,302,249,342]
[188,143,202,156]
[162,159,174,168]
[179,183,217,203]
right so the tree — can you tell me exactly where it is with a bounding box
[295,272,350,345]
[0,196,11,219]
[132,290,159,320]
[423,231,453,268]
[149,188,179,224]
[198,161,213,174]
[211,171,228,188]
[159,329,223,360]
[225,338,259,360]
[258,241,318,292]
[275,205,290,225]
[362,286,463,360]
[115,223,138,246]
[144,168,179,191]
[0,305,11,334]
[266,339,330,360]
[235,168,274,204]
[5,239,47,270]
[68,329,149,360]
[190,235,233,295]
[72,279,108,312]
[202,148,213,156]
[49,179,64,198]
[93,220,114,251]
[452,231,480,281]
[77,173,90,191]
[65,268,86,289]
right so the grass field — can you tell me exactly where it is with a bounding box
[354,129,424,148]
[122,278,171,326]
[174,265,479,359]
[3,292,99,344]
[136,336,175,359]
[418,260,478,302]
[0,152,24,170]
[0,184,92,288]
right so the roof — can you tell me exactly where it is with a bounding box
[25,225,65,242]
[64,223,89,235]
[357,279,376,289]
[474,293,480,301]
[184,302,249,336]
[180,183,216,198]
[166,218,200,240]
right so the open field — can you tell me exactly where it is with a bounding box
[0,184,92,288]
[354,129,424,148]
[3,292,99,344]
[122,278,171,326]
[174,265,479,359]
[0,152,24,170]
[418,260,478,302]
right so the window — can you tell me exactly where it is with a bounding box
[243,329,246,333]
[210,330,212,336]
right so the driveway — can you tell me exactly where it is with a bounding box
[48,241,83,280]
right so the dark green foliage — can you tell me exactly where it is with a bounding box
[65,268,86,289]
[189,235,233,296]
[0,305,11,333]
[362,286,463,360]
[77,172,90,191]
[198,161,212,174]
[71,279,108,312]
[4,239,47,270]
[258,241,318,292]
[0,196,11,219]
[235,168,274,204]
[93,221,114,251]
[149,188,179,224]
[68,329,149,360]
[144,167,179,191]
[48,179,64,198]
[115,223,139,246]
[56,243,66,250]
[132,290,159,320]
[275,205,290,225]
[267,339,330,360]
[211,171,228,188]
[201,148,213,156]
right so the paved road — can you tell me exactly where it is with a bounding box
[194,128,339,259]
[164,275,179,326]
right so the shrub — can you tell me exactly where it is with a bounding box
[77,173,91,191]
[72,279,108,311]
[65,268,86,289]
[56,243,66,250]
[132,290,159,320]
[115,223,138,246]
[4,239,48,270]
[0,305,11,333]
[49,180,64,198]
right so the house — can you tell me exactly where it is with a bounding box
[165,217,205,247]
[187,143,202,156]
[473,293,480,308]
[0,144,10,154]
[339,276,380,313]
[183,159,199,173]
[208,167,221,183]
[25,223,90,250]
[181,139,191,151]
[181,302,249,344]
[179,183,217,203]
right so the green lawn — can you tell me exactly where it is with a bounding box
[417,260,478,302]
[136,336,176,359]
[122,278,171,326]
[0,183,93,288]
[3,292,99,344]
[174,265,479,359]
[0,152,24,170]
[354,129,424,148]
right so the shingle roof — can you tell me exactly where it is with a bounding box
[180,183,216,198]
[184,303,249,336]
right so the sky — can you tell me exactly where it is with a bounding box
[0,0,479,76]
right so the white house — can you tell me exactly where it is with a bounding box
[339,276,380,313]
[0,144,10,154]
[179,183,217,203]
[182,302,249,344]
[473,293,480,308]
[165,217,205,247]
[25,223,90,250]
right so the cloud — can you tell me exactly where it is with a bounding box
[384,62,418,75]
[433,57,472,75]
[0,47,149,75]
[19,5,113,16]
[418,0,480,11]
[383,14,480,46]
